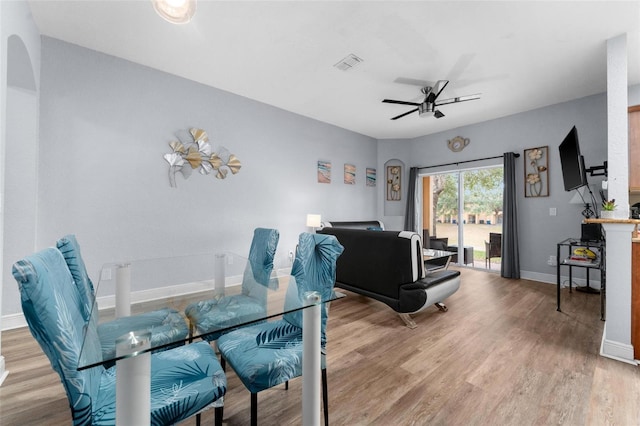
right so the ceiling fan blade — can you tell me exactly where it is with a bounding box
[391,108,419,120]
[432,80,450,101]
[393,77,437,88]
[383,99,421,106]
[435,94,481,107]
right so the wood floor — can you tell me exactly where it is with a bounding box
[1,267,639,425]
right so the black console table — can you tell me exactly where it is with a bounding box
[556,238,605,320]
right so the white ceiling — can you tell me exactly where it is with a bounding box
[27,1,640,140]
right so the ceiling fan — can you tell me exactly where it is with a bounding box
[382,80,481,120]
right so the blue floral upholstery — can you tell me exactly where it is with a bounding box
[185,228,279,341]
[217,233,343,418]
[13,247,226,426]
[56,235,189,361]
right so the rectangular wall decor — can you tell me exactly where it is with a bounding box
[524,146,549,197]
[317,160,331,183]
[386,165,401,200]
[344,163,356,185]
[366,168,376,187]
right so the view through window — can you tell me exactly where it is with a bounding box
[426,166,504,270]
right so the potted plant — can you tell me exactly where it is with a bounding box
[601,199,617,218]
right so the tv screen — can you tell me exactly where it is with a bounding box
[559,126,587,191]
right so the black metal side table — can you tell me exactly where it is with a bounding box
[556,238,606,320]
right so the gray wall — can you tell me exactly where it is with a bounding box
[10,37,378,316]
[380,92,616,282]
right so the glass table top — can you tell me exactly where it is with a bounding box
[423,248,455,260]
[78,251,344,370]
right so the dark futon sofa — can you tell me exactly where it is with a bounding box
[319,223,460,328]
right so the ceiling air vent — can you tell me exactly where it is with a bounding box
[333,53,364,71]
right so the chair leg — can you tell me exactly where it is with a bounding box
[196,413,201,426]
[285,380,289,390]
[214,406,223,426]
[322,368,328,426]
[251,393,257,426]
[220,356,226,371]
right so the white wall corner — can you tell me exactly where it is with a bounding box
[601,333,637,365]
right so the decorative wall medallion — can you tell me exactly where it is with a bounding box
[163,128,241,187]
[447,136,470,152]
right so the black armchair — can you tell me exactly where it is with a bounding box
[485,232,502,269]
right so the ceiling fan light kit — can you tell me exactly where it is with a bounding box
[152,0,196,24]
[383,79,480,120]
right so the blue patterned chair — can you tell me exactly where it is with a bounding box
[13,247,227,426]
[217,233,343,426]
[185,228,280,342]
[56,235,189,363]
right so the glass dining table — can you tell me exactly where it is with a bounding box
[78,251,344,425]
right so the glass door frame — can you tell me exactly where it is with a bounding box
[418,161,503,269]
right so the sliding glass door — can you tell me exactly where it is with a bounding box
[422,166,503,270]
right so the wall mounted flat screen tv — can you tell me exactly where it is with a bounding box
[558,126,587,191]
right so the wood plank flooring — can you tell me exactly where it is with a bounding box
[1,267,639,425]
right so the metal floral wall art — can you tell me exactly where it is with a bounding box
[524,146,549,197]
[163,128,241,187]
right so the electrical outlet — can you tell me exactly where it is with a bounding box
[288,250,294,263]
[547,255,557,266]
[549,207,557,216]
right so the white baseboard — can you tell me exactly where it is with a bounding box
[2,313,28,331]
[600,333,638,365]
[520,269,600,289]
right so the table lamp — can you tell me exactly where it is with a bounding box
[306,214,321,233]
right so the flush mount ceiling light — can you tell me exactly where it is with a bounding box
[152,0,196,24]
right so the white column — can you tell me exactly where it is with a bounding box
[115,264,131,318]
[601,223,636,364]
[607,33,629,217]
[599,34,635,364]
[214,253,226,297]
[116,331,151,425]
[302,291,321,426]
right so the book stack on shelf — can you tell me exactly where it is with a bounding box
[563,247,599,267]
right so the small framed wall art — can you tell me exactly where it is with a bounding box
[524,146,549,197]
[366,168,376,187]
[317,160,331,183]
[344,163,356,185]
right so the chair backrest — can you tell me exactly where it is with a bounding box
[56,234,98,323]
[13,248,103,425]
[283,233,344,345]
[489,232,502,256]
[243,228,280,298]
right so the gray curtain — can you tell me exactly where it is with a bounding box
[501,152,520,278]
[404,167,419,232]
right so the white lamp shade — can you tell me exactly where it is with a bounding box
[152,0,196,24]
[569,185,595,204]
[306,214,322,228]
